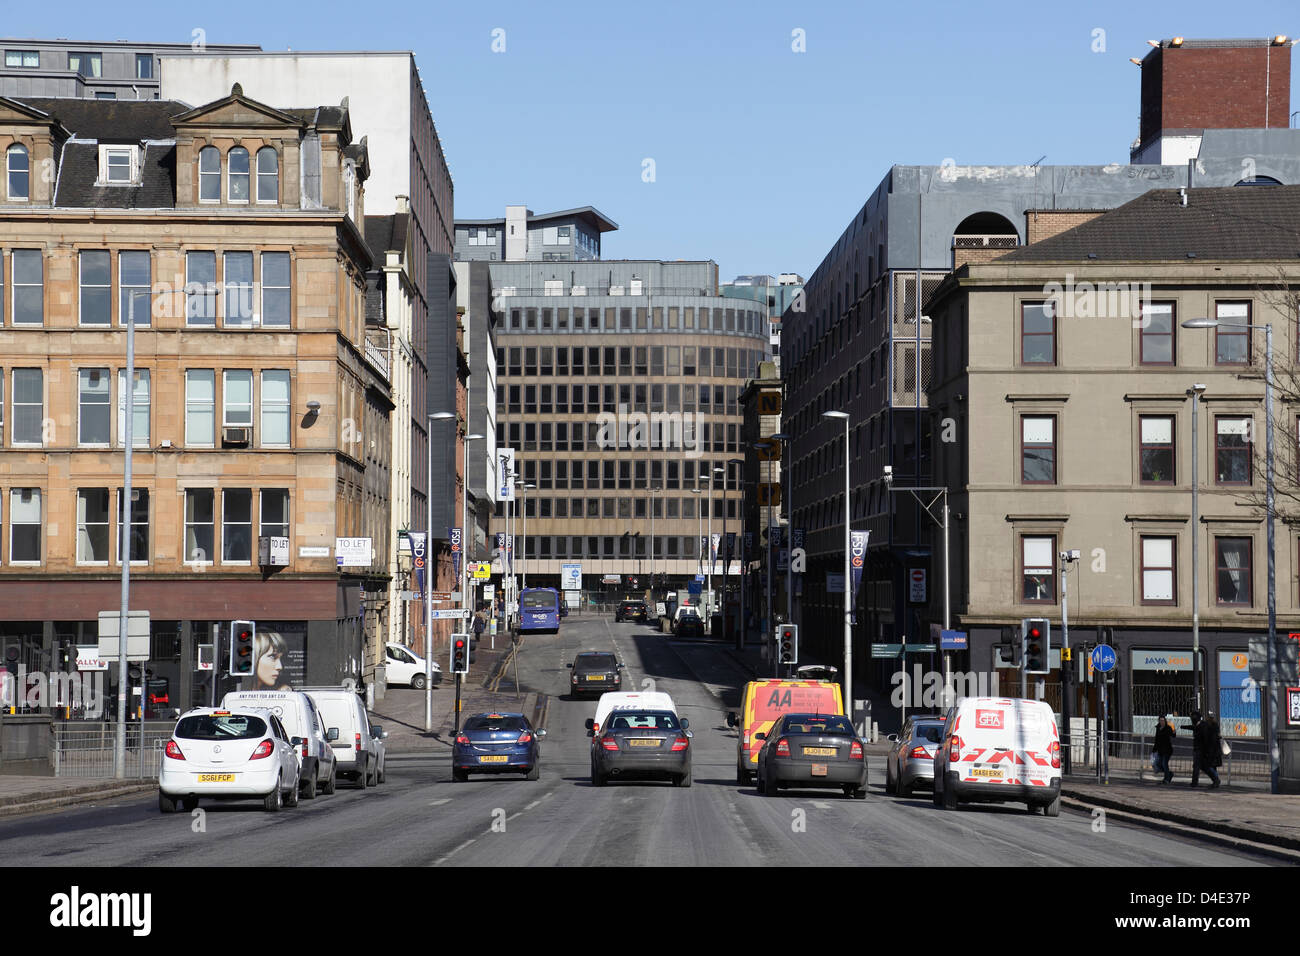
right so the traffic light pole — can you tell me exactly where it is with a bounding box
[453,673,462,737]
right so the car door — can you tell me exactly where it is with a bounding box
[269,715,295,786]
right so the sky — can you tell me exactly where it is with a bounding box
[8,0,1300,280]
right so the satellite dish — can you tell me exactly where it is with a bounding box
[341,677,357,693]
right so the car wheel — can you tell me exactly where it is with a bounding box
[453,768,469,783]
[591,769,606,787]
[158,792,178,814]
[412,673,427,690]
[932,786,943,808]
[301,773,317,800]
[762,771,780,797]
[674,767,692,788]
[264,778,283,812]
[378,762,386,784]
[842,784,856,798]
[1043,795,1061,818]
[323,766,337,795]
[737,763,751,786]
[356,764,369,790]
[942,782,959,811]
[852,787,868,800]
[885,765,896,795]
[284,778,299,808]
[898,776,912,798]
[525,761,540,781]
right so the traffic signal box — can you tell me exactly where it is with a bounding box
[230,621,255,675]
[451,633,470,675]
[1022,618,1050,675]
[778,624,799,665]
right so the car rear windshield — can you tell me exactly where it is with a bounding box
[607,712,679,730]
[782,715,855,735]
[463,715,528,733]
[576,654,616,669]
[914,722,944,742]
[175,714,267,740]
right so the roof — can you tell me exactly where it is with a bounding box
[364,213,409,262]
[456,205,619,232]
[18,96,190,140]
[998,186,1300,263]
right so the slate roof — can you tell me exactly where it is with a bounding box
[1000,186,1300,263]
[365,213,410,263]
[19,97,190,142]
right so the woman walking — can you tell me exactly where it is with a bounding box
[1153,715,1175,784]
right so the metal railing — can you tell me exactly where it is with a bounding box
[51,721,173,778]
[1064,728,1269,783]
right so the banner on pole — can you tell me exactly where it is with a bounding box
[850,530,869,625]
[449,527,462,579]
[409,531,428,599]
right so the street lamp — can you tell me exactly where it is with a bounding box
[1182,316,1278,792]
[425,410,456,732]
[1185,382,1207,714]
[519,481,535,590]
[823,411,853,730]
[713,467,724,632]
[727,457,745,650]
[754,434,791,670]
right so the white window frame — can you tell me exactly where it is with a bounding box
[76,487,112,565]
[198,147,220,203]
[260,252,290,328]
[116,487,149,565]
[9,487,41,564]
[1141,535,1176,604]
[223,251,254,327]
[116,368,150,448]
[260,370,291,447]
[183,488,214,565]
[11,368,42,446]
[79,250,111,326]
[12,248,42,326]
[222,488,253,565]
[223,370,253,427]
[118,250,151,327]
[227,147,250,204]
[260,488,290,540]
[97,145,138,185]
[185,370,215,447]
[78,367,112,447]
[6,144,29,201]
[185,251,217,326]
[256,147,278,203]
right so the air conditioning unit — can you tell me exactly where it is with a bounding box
[258,535,290,567]
[221,426,252,447]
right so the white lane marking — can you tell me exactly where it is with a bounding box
[428,798,452,807]
[812,801,832,810]
[432,838,476,866]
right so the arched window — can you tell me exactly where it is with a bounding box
[7,145,29,201]
[228,147,249,202]
[198,146,220,202]
[256,147,278,203]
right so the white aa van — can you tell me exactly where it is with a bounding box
[932,697,1062,816]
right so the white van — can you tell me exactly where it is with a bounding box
[586,691,677,740]
[932,697,1062,816]
[302,687,381,789]
[222,690,337,799]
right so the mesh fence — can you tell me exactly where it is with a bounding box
[51,721,173,778]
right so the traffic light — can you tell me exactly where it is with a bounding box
[451,633,470,675]
[1022,618,1050,675]
[778,624,799,665]
[230,620,255,675]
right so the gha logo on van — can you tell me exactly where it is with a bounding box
[975,709,1004,730]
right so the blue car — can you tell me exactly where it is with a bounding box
[453,712,546,782]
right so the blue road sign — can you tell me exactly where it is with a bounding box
[1091,644,1117,673]
[940,629,968,650]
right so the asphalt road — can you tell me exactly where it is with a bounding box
[0,616,1277,867]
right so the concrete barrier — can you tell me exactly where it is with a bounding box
[0,715,53,775]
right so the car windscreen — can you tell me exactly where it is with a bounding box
[522,591,557,609]
[606,712,679,730]
[576,654,616,670]
[463,715,528,733]
[914,722,944,743]
[175,714,267,740]
[781,715,855,735]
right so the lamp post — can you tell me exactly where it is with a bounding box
[1186,382,1207,714]
[727,458,745,650]
[519,481,535,591]
[648,482,659,604]
[425,410,456,732]
[756,434,791,669]
[823,411,853,729]
[712,467,724,632]
[462,433,486,639]
[1183,317,1278,792]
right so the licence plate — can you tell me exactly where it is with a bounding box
[479,755,509,763]
[811,764,828,776]
[586,675,605,681]
[972,767,1004,778]
[803,747,835,757]
[628,739,659,747]
[197,774,235,783]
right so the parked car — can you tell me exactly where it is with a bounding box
[567,651,624,699]
[384,642,442,690]
[614,600,648,623]
[932,697,1062,816]
[453,712,545,781]
[301,687,381,789]
[222,690,337,799]
[590,709,691,787]
[755,712,867,799]
[885,715,945,797]
[158,706,301,813]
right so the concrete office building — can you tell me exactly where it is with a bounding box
[780,35,1300,701]
[722,273,803,358]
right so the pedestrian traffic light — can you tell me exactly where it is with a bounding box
[1022,618,1050,675]
[230,620,255,675]
[451,633,469,675]
[778,624,798,665]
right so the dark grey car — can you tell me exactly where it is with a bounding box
[589,710,691,787]
[568,651,624,699]
[756,713,868,799]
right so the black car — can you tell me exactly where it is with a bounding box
[673,609,704,638]
[567,651,624,699]
[589,710,691,787]
[614,600,648,623]
[756,713,868,799]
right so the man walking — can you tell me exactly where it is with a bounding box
[1153,715,1175,785]
[1190,710,1222,789]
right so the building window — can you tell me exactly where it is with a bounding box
[9,488,41,563]
[94,92,116,101]
[198,147,220,202]
[6,145,28,201]
[1140,302,1175,364]
[1021,415,1056,484]
[12,249,42,325]
[1215,537,1251,605]
[261,370,290,446]
[119,251,151,326]
[1021,302,1055,364]
[223,251,253,326]
[79,250,111,326]
[261,489,289,540]
[117,369,150,447]
[68,52,102,77]
[77,488,111,564]
[1215,416,1252,484]
[135,53,153,79]
[1139,416,1175,484]
[261,252,290,328]
[228,147,250,203]
[1021,535,1055,603]
[256,148,278,203]
[117,488,149,563]
[5,51,39,68]
[1215,302,1251,364]
[78,368,111,445]
[222,489,253,563]
[185,370,215,446]
[223,371,252,426]
[11,368,42,445]
[184,489,214,563]
[100,146,136,184]
[1141,536,1176,604]
[185,251,217,326]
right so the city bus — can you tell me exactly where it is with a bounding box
[519,587,563,635]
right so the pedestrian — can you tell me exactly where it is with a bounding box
[1153,715,1175,784]
[1190,710,1222,788]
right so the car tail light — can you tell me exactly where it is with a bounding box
[776,738,790,757]
[601,735,619,752]
[1048,741,1061,769]
[455,734,470,745]
[671,735,689,751]
[850,741,864,760]
[164,741,185,761]
[743,732,750,747]
[301,741,308,761]
[250,739,274,760]
[355,733,362,753]
[517,732,534,744]
[948,735,963,763]
[908,746,930,760]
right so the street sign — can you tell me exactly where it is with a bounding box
[756,441,781,462]
[429,591,452,601]
[826,572,845,593]
[758,390,782,415]
[872,643,904,658]
[907,644,938,653]
[757,483,781,507]
[431,609,471,620]
[908,569,926,603]
[97,610,150,662]
[561,563,582,590]
[298,546,331,558]
[468,562,491,580]
[75,645,109,671]
[335,537,374,567]
[940,629,968,650]
[1091,644,1117,673]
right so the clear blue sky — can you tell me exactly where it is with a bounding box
[9,0,1300,279]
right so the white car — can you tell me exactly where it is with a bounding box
[932,697,1062,816]
[159,707,302,813]
[385,642,441,689]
